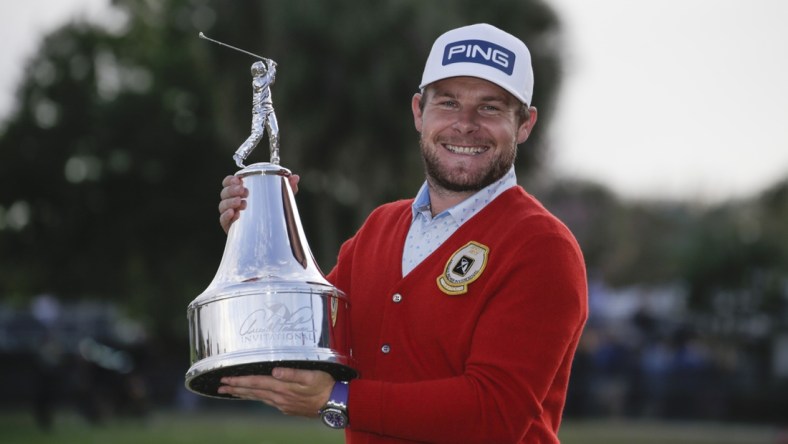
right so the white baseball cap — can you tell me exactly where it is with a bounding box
[419,23,534,106]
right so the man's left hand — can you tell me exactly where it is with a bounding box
[218,367,335,417]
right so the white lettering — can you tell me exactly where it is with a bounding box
[471,45,492,61]
[447,45,467,60]
[445,42,512,71]
[492,49,509,68]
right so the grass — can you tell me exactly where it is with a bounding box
[558,419,779,444]
[2,408,344,444]
[1,409,781,444]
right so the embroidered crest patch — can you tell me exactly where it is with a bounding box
[437,241,490,295]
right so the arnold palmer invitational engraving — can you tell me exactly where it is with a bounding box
[239,303,317,346]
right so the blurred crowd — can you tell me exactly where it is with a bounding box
[564,278,787,424]
[1,288,785,429]
[0,295,152,429]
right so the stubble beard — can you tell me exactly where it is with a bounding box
[420,136,516,193]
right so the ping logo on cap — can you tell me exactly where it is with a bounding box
[442,39,515,76]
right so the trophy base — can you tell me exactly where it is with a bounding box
[186,360,358,399]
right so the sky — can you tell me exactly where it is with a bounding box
[1,0,787,204]
[547,0,788,202]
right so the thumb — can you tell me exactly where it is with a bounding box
[271,367,303,383]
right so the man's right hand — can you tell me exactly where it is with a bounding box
[218,175,247,234]
[218,174,300,234]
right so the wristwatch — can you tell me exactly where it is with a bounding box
[320,381,349,429]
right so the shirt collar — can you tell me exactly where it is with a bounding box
[410,166,517,223]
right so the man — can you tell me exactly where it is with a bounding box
[234,59,280,168]
[217,23,587,444]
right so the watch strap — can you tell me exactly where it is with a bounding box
[326,380,349,409]
[320,381,349,429]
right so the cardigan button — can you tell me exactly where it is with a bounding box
[381,344,391,354]
[392,293,402,303]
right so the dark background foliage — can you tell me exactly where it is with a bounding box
[0,0,563,343]
[0,0,786,422]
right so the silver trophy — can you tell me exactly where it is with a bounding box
[185,34,357,398]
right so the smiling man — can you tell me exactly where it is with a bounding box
[413,75,535,213]
[217,23,588,444]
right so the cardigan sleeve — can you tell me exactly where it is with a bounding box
[325,235,358,362]
[347,232,588,443]
[326,234,356,291]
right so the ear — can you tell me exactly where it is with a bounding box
[411,93,424,133]
[516,106,538,144]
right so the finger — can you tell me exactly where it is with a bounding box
[221,175,242,188]
[270,367,324,385]
[218,196,247,215]
[218,385,279,406]
[220,386,308,417]
[218,377,275,398]
[220,184,249,201]
[219,210,235,233]
[217,383,267,397]
[288,174,300,194]
[221,375,278,390]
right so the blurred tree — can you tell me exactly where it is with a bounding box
[680,182,788,335]
[539,180,696,287]
[0,3,227,345]
[0,0,564,344]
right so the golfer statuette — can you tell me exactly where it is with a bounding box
[185,33,356,399]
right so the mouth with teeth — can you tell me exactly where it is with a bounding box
[442,143,489,155]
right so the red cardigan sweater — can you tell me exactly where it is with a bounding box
[327,186,587,444]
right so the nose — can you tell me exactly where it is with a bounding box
[452,107,479,133]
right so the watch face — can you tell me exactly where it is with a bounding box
[321,408,348,429]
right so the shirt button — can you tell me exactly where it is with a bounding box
[381,344,391,354]
[392,293,402,303]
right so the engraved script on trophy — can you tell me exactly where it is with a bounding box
[239,304,316,346]
[239,303,314,335]
[198,32,280,168]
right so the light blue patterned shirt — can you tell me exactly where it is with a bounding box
[402,166,517,276]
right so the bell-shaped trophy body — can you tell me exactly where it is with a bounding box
[185,163,356,398]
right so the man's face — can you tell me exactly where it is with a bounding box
[412,76,537,193]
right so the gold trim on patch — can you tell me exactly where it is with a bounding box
[330,296,338,327]
[437,241,490,295]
